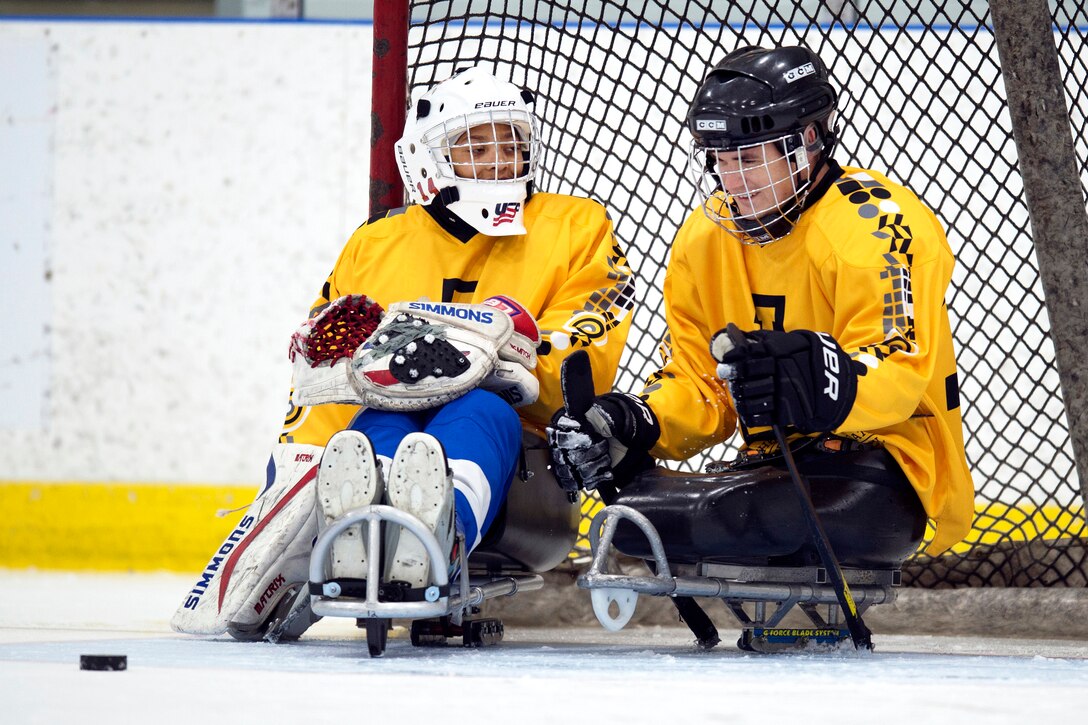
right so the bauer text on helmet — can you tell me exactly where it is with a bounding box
[685,45,840,245]
[394,67,542,237]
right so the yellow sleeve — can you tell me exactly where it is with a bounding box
[643,230,737,461]
[811,201,973,554]
[521,202,635,431]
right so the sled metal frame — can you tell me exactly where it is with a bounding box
[577,504,900,645]
[309,504,543,625]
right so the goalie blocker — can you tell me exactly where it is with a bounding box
[291,296,540,412]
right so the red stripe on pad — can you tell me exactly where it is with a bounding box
[217,464,318,613]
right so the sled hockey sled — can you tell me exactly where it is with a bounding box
[305,437,578,657]
[576,454,927,653]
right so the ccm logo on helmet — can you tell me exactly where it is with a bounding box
[695,119,728,131]
[475,100,517,109]
[784,63,816,83]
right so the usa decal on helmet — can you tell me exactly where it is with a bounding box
[492,202,521,227]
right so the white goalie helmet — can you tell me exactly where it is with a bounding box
[395,67,542,237]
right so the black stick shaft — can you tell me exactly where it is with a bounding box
[774,426,873,651]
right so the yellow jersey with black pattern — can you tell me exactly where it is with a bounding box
[644,165,973,554]
[280,192,635,445]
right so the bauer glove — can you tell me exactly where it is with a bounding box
[710,323,864,434]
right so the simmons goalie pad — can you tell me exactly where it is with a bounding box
[353,300,514,411]
[170,442,322,637]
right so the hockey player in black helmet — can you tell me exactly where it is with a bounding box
[687,45,840,244]
[549,45,973,627]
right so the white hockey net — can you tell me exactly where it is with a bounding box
[402,0,1088,587]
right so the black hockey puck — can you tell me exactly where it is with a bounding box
[79,654,127,671]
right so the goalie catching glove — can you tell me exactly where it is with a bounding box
[710,323,864,434]
[291,295,540,411]
[288,294,386,406]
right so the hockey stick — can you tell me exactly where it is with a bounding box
[773,424,873,651]
[561,351,718,647]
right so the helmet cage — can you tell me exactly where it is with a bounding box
[422,109,541,185]
[688,130,814,246]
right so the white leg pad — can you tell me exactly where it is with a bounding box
[170,443,322,636]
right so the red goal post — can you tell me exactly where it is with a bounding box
[369,2,409,217]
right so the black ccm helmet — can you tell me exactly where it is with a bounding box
[686,45,839,244]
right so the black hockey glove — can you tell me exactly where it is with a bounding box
[546,350,660,495]
[548,393,661,493]
[548,408,612,494]
[710,323,863,434]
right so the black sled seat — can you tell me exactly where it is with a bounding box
[612,446,926,569]
[468,436,581,575]
[578,445,928,652]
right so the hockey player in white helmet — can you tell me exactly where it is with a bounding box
[395,65,541,236]
[170,66,635,642]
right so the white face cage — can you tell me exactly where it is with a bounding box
[687,130,814,246]
[424,109,541,184]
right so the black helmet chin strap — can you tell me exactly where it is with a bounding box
[803,156,843,210]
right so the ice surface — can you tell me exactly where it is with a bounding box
[2,570,1087,724]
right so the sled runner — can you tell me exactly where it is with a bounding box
[305,440,577,657]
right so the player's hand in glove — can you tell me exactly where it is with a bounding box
[547,411,613,495]
[710,323,864,434]
[477,295,542,408]
[547,351,659,496]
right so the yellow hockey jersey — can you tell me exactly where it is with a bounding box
[280,192,635,446]
[644,166,974,554]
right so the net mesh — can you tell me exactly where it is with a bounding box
[405,0,1088,587]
